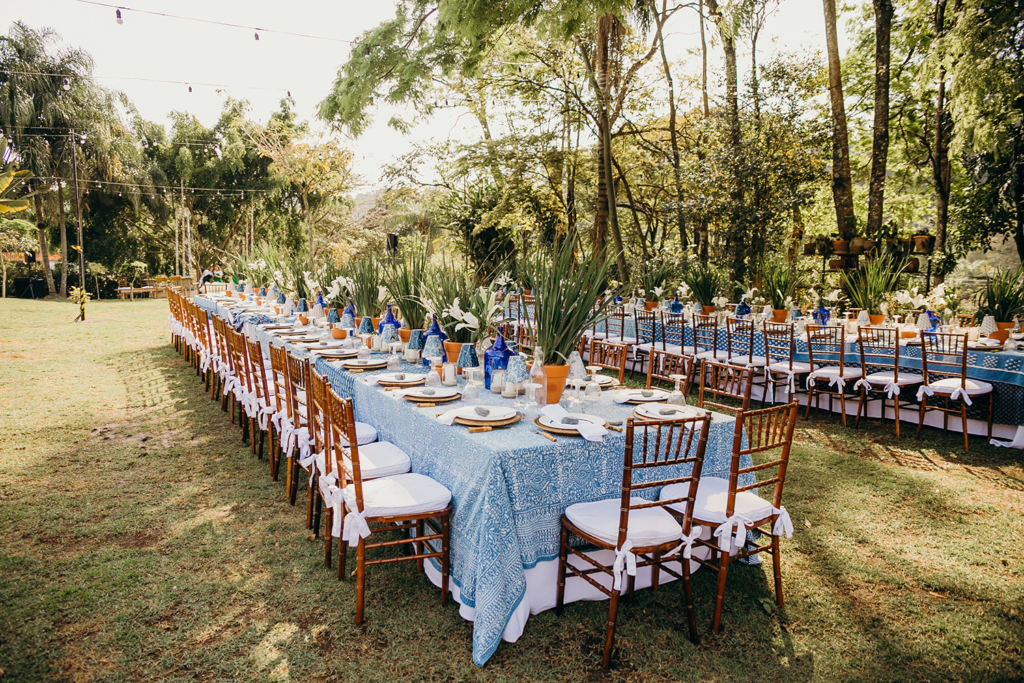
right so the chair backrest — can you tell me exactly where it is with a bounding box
[211,315,232,366]
[726,317,755,361]
[267,343,290,416]
[693,314,719,355]
[661,312,687,352]
[762,322,796,369]
[920,330,969,386]
[308,366,332,463]
[285,352,310,428]
[633,309,657,346]
[326,388,364,509]
[646,348,695,393]
[602,306,627,340]
[697,359,754,416]
[225,327,250,392]
[805,324,851,376]
[955,314,975,327]
[244,336,271,406]
[615,413,713,549]
[857,326,903,379]
[588,340,628,385]
[727,401,799,513]
[117,276,127,288]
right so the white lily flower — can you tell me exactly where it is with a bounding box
[653,286,665,298]
[378,285,389,302]
[743,287,757,301]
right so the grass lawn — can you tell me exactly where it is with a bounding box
[1,296,1022,683]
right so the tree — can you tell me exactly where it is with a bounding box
[822,0,855,239]
[865,0,893,238]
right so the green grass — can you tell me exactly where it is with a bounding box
[1,296,1022,682]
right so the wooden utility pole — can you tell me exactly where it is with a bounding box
[71,129,85,289]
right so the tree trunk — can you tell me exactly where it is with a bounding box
[33,194,56,295]
[823,0,856,240]
[788,205,805,265]
[866,0,893,239]
[657,0,687,250]
[1014,124,1024,263]
[594,13,628,282]
[698,0,710,259]
[612,156,652,262]
[931,0,959,267]
[302,190,314,260]
[58,181,68,297]
[593,144,609,255]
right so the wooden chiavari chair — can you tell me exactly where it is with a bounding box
[284,352,312,508]
[629,309,659,377]
[854,327,923,438]
[696,359,754,417]
[210,316,234,411]
[646,348,696,394]
[763,322,814,404]
[804,325,860,426]
[955,313,975,327]
[324,389,452,625]
[557,413,712,667]
[244,336,275,468]
[916,331,994,451]
[587,340,628,385]
[662,311,694,356]
[726,316,767,404]
[225,327,253,442]
[694,314,729,361]
[661,401,798,633]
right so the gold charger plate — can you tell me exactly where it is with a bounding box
[404,391,461,404]
[533,416,609,437]
[310,349,359,358]
[453,413,521,428]
[341,360,388,371]
[377,377,427,388]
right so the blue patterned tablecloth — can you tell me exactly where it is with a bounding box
[195,296,748,665]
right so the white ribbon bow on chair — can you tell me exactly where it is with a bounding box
[772,506,794,538]
[664,527,703,561]
[299,448,321,486]
[948,386,973,406]
[714,514,751,554]
[827,375,848,390]
[317,474,344,539]
[341,504,371,544]
[916,385,935,402]
[612,540,637,590]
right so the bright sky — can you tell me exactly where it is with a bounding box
[6,0,850,190]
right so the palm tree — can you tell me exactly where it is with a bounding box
[0,21,92,295]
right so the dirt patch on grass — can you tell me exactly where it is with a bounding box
[113,531,160,549]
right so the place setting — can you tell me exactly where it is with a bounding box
[611,387,672,404]
[437,405,521,432]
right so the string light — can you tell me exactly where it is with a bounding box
[188,85,192,93]
[115,8,123,24]
[254,31,260,41]
[1,69,290,96]
[62,77,71,90]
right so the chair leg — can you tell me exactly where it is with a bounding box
[771,533,784,607]
[839,390,847,427]
[893,397,901,438]
[355,538,367,626]
[712,550,731,634]
[305,470,314,528]
[682,553,699,644]
[415,519,424,573]
[440,514,450,607]
[804,387,814,421]
[556,526,569,616]
[988,394,994,441]
[916,398,926,439]
[312,487,322,539]
[338,508,347,581]
[961,402,969,452]
[602,587,621,669]
[324,509,333,568]
[651,550,661,592]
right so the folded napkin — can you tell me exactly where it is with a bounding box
[611,390,660,404]
[437,408,464,425]
[540,404,606,442]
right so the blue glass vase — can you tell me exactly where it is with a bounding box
[276,292,286,305]
[378,303,402,333]
[344,300,357,319]
[483,331,514,390]
[927,310,940,331]
[295,298,309,313]
[813,304,830,326]
[423,314,448,367]
[735,299,751,318]
[670,294,684,314]
[316,292,326,308]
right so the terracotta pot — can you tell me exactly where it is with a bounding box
[869,314,886,325]
[913,235,935,253]
[829,259,845,271]
[862,239,877,253]
[900,329,918,339]
[833,239,850,254]
[771,308,789,323]
[849,237,865,254]
[330,327,346,339]
[398,327,412,343]
[644,300,659,311]
[273,306,282,315]
[544,363,571,404]
[989,329,1010,343]
[702,305,717,314]
[803,242,816,256]
[443,341,465,374]
[298,314,308,325]
[904,257,920,273]
[996,322,1014,331]
[522,289,533,296]
[372,316,382,330]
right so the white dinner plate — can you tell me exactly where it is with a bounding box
[453,405,518,423]
[375,372,429,385]
[404,387,460,400]
[537,413,605,431]
[295,340,343,348]
[633,403,702,420]
[341,358,387,369]
[614,388,670,402]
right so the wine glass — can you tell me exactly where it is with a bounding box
[386,342,402,371]
[566,379,585,414]
[462,368,479,403]
[668,374,687,406]
[424,357,442,388]
[522,382,541,422]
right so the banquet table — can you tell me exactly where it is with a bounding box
[195,294,752,665]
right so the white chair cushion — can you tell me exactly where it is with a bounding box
[728,354,767,367]
[343,472,451,518]
[808,366,862,380]
[607,336,638,345]
[927,377,993,396]
[661,477,774,524]
[338,421,378,446]
[696,349,731,361]
[863,371,923,386]
[565,496,682,547]
[345,441,411,480]
[767,362,815,374]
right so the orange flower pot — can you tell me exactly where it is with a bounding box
[544,364,571,404]
[771,309,788,323]
[398,328,413,344]
[868,314,885,325]
[989,329,1010,343]
[644,300,659,311]
[331,327,346,339]
[702,305,717,315]
[443,341,465,374]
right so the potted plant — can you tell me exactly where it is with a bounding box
[803,241,816,256]
[679,262,722,313]
[815,235,834,257]
[519,238,617,403]
[343,256,385,328]
[761,260,806,322]
[636,258,675,310]
[976,263,1024,335]
[384,246,430,340]
[832,233,850,255]
[913,226,935,253]
[842,256,903,324]
[421,263,478,365]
